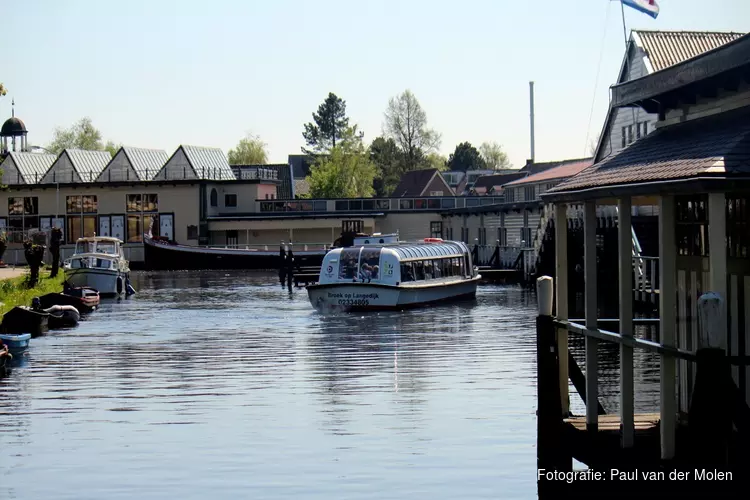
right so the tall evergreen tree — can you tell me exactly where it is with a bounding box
[447,142,486,172]
[302,93,350,154]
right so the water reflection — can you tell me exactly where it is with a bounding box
[0,273,658,499]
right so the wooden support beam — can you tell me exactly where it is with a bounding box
[619,197,635,448]
[584,200,599,432]
[555,203,570,417]
[659,194,677,459]
[568,350,606,415]
[708,192,728,351]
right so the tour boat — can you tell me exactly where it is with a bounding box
[63,236,132,297]
[307,234,481,312]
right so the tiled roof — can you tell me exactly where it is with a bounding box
[549,107,750,194]
[6,152,56,183]
[472,172,527,190]
[521,157,591,175]
[66,149,112,182]
[122,147,169,180]
[182,145,235,180]
[506,158,593,187]
[391,168,440,197]
[635,30,746,72]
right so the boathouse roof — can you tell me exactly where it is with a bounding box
[471,171,527,194]
[635,30,745,72]
[1,151,56,184]
[122,147,170,180]
[547,108,750,195]
[153,145,236,181]
[544,33,750,200]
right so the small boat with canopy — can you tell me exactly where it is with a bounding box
[307,234,480,312]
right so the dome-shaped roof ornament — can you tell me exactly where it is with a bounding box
[1,99,29,153]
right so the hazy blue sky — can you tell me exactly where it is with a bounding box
[2,0,747,168]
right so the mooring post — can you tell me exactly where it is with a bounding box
[536,275,568,478]
[286,246,294,291]
[279,243,287,288]
[689,292,731,466]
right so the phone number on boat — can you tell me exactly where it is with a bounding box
[338,299,370,306]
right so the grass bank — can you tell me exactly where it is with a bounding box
[0,270,65,316]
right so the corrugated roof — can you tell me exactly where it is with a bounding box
[66,149,112,182]
[505,158,593,187]
[6,152,56,184]
[122,147,169,180]
[548,107,750,194]
[182,145,236,180]
[636,30,746,72]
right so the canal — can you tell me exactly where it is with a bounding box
[0,272,660,499]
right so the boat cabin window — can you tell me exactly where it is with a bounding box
[75,241,95,254]
[97,242,117,255]
[338,248,361,280]
[401,263,415,282]
[359,248,381,280]
[398,256,467,283]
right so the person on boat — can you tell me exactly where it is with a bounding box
[359,264,372,282]
[371,265,379,280]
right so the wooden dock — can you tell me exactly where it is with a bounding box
[477,267,524,284]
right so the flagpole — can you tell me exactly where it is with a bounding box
[620,0,628,46]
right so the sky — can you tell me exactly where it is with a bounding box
[2,0,748,168]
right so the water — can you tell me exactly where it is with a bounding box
[0,272,659,499]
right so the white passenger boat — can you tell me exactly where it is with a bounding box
[307,234,480,312]
[63,236,132,297]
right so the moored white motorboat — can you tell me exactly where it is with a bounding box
[63,236,132,297]
[307,234,480,312]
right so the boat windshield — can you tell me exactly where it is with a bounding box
[75,240,117,255]
[338,248,360,280]
[359,248,381,280]
[96,242,117,255]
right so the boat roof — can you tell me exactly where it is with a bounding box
[337,240,469,259]
[76,236,122,243]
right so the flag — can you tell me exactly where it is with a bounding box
[621,0,659,19]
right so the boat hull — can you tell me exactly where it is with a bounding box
[307,277,480,312]
[143,236,326,271]
[64,268,124,297]
[0,333,31,353]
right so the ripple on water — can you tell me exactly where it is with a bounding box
[0,271,658,499]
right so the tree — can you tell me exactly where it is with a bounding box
[479,141,511,170]
[228,134,268,164]
[302,92,350,154]
[47,117,111,155]
[425,152,448,171]
[383,90,441,170]
[105,141,122,156]
[307,127,377,198]
[370,136,404,197]
[0,83,6,98]
[447,142,486,172]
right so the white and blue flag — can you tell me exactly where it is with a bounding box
[621,0,660,19]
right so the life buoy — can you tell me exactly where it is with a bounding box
[424,238,443,243]
[116,276,123,295]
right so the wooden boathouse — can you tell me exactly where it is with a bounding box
[535,33,750,495]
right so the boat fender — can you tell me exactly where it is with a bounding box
[117,276,124,295]
[126,279,136,296]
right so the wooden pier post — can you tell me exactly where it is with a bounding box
[554,203,569,417]
[536,275,570,480]
[279,243,287,288]
[584,200,598,432]
[689,292,731,465]
[659,195,677,459]
[286,246,294,292]
[618,197,634,447]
